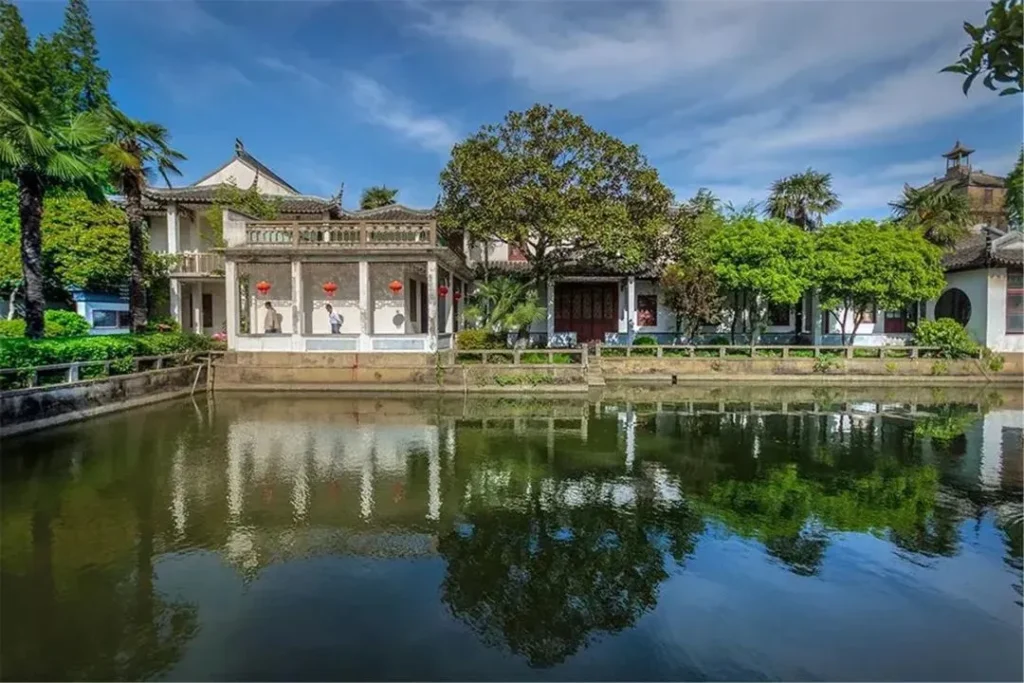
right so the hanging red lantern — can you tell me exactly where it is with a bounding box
[256,280,271,295]
[388,279,403,295]
[454,291,462,302]
[438,285,449,297]
[322,281,338,297]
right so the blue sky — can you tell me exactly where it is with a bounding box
[17,0,1024,217]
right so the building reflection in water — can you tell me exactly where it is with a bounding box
[2,391,1021,680]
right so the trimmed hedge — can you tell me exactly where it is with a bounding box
[0,332,211,369]
[0,310,91,338]
[456,329,506,350]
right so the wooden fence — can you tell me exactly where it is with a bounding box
[593,344,972,359]
[0,353,212,391]
[455,348,589,366]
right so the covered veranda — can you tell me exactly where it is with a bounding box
[221,210,472,353]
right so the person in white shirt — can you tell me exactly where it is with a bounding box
[326,304,342,334]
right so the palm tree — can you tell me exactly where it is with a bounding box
[0,68,103,338]
[463,276,543,335]
[359,185,398,210]
[101,108,185,332]
[890,182,972,248]
[764,168,841,230]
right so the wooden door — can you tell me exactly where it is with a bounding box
[555,283,618,343]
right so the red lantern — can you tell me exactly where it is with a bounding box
[256,280,271,296]
[389,279,403,295]
[438,285,449,297]
[322,281,338,297]
[454,291,462,302]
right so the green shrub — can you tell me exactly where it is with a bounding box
[709,335,729,345]
[145,316,180,333]
[813,356,843,374]
[633,335,657,345]
[0,319,25,338]
[43,310,90,337]
[913,319,979,359]
[0,332,210,369]
[456,329,505,350]
[982,348,1005,372]
[0,310,91,338]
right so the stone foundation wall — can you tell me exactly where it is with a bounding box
[599,353,1023,379]
[1,364,204,437]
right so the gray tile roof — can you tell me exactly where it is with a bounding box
[942,227,1024,271]
[142,185,341,215]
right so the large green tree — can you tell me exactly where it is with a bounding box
[710,217,814,344]
[890,182,973,248]
[813,220,946,344]
[1006,148,1023,230]
[101,108,184,332]
[943,0,1023,96]
[358,185,398,210]
[0,70,104,337]
[438,104,673,276]
[764,168,841,230]
[31,0,112,116]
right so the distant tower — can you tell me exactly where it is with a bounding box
[943,140,974,177]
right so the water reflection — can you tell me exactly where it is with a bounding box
[1,388,1021,681]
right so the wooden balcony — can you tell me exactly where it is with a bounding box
[169,251,225,276]
[243,220,441,249]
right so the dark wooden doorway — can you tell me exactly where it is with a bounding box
[555,282,618,343]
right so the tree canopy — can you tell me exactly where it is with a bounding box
[943,0,1023,96]
[438,104,673,276]
[764,168,841,230]
[889,182,973,248]
[359,185,398,210]
[710,217,814,339]
[1006,148,1023,230]
[813,220,947,344]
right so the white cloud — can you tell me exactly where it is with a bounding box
[345,73,459,155]
[415,0,981,103]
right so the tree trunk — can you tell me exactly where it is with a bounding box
[125,181,148,333]
[18,171,46,339]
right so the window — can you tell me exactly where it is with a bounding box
[768,303,790,326]
[637,295,657,327]
[935,288,972,326]
[1007,272,1023,334]
[93,309,129,328]
[983,188,994,205]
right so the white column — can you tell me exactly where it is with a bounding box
[546,278,556,347]
[358,260,370,351]
[427,260,438,352]
[193,281,203,333]
[291,260,303,348]
[167,203,180,254]
[445,270,455,334]
[225,261,238,348]
[626,276,637,343]
[170,280,182,328]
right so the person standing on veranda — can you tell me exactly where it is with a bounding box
[326,304,342,334]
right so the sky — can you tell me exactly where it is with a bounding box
[16,0,1024,218]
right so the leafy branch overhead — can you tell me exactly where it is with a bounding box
[943,0,1023,96]
[438,104,673,276]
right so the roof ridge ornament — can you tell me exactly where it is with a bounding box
[235,138,245,156]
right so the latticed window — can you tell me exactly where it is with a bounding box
[1007,272,1023,334]
[637,295,657,327]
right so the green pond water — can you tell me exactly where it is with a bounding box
[1,388,1021,681]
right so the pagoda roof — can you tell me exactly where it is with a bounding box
[942,140,975,159]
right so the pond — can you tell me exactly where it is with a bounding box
[1,387,1021,681]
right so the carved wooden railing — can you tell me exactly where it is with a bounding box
[170,251,225,275]
[244,221,438,248]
